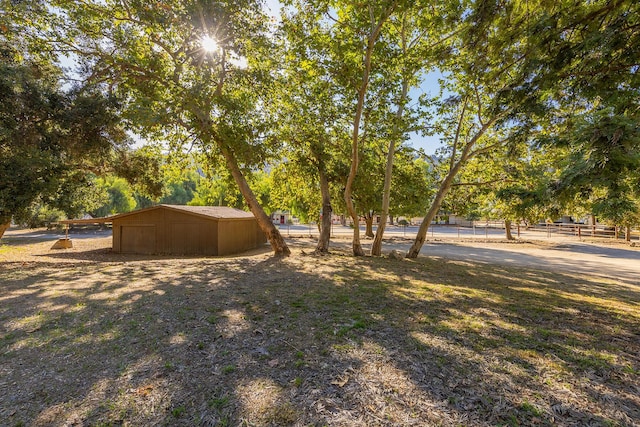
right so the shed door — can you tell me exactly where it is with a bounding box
[120,225,156,254]
[171,223,211,255]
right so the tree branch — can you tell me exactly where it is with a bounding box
[451,178,518,187]
[449,96,469,172]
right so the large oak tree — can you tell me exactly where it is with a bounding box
[53,0,291,255]
[0,47,142,238]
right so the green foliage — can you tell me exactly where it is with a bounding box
[547,109,640,226]
[445,143,564,224]
[390,152,432,218]
[160,181,195,205]
[158,168,200,205]
[5,0,640,240]
[348,144,430,218]
[0,43,142,226]
[47,172,111,220]
[170,406,186,418]
[189,174,243,209]
[48,0,292,254]
[530,0,640,226]
[18,204,66,229]
[269,163,322,223]
[91,177,137,217]
[114,145,164,200]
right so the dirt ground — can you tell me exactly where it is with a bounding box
[1,231,639,426]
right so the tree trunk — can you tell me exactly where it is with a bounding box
[0,220,10,239]
[219,145,290,257]
[371,79,409,256]
[625,226,631,242]
[389,215,394,226]
[505,219,514,240]
[407,166,466,257]
[406,96,502,259]
[344,99,365,256]
[407,141,476,258]
[343,52,368,257]
[364,213,374,238]
[406,197,437,258]
[315,168,332,254]
[344,178,364,255]
[343,6,397,257]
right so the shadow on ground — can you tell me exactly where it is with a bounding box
[1,242,639,426]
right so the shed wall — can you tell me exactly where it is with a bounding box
[120,225,156,254]
[113,209,218,255]
[217,218,267,255]
[112,206,265,255]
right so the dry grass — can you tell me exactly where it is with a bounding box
[0,234,639,427]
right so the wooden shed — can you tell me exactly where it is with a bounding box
[109,205,267,256]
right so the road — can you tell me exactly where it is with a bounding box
[3,227,112,240]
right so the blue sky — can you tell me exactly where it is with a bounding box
[407,72,444,155]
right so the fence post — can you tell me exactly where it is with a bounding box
[578,226,581,239]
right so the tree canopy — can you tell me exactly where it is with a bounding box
[0,45,142,237]
[2,0,639,253]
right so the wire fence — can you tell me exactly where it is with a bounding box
[278,221,640,242]
[448,221,639,242]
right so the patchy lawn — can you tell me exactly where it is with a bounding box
[0,236,639,426]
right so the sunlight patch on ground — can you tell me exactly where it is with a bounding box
[335,339,468,426]
[168,333,188,346]
[218,309,251,338]
[410,331,481,364]
[1,237,638,426]
[236,378,296,425]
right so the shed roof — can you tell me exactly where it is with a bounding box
[157,205,255,220]
[58,205,255,225]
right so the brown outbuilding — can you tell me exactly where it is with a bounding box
[107,204,266,256]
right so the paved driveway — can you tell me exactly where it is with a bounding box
[323,238,640,286]
[414,241,640,285]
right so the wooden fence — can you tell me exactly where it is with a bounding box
[525,223,639,241]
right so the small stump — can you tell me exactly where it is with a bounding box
[388,249,405,260]
[51,239,73,249]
